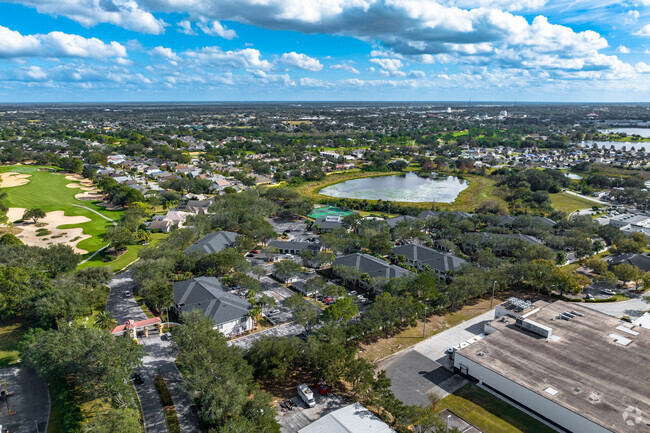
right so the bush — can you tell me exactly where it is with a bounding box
[153,374,173,406]
[585,296,616,303]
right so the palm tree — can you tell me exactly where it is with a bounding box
[94,311,118,330]
[248,306,262,328]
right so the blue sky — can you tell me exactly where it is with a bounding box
[1,0,650,102]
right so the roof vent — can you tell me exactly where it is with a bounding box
[544,387,559,396]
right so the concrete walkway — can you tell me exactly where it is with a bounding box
[72,203,117,226]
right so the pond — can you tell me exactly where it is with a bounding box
[318,173,469,203]
[580,141,649,151]
[598,128,650,138]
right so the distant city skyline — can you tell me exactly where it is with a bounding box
[1,1,650,102]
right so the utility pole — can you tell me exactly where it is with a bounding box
[490,280,497,309]
[422,306,428,338]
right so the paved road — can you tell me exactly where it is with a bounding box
[0,367,50,433]
[582,295,649,318]
[562,189,612,206]
[377,310,494,406]
[107,272,200,433]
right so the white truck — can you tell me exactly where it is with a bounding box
[297,383,316,407]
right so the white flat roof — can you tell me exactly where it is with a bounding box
[298,403,395,433]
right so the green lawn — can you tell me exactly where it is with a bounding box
[0,165,123,256]
[77,232,168,271]
[437,383,557,433]
[0,322,27,367]
[550,192,600,213]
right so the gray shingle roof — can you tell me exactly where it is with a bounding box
[184,231,240,255]
[334,253,412,279]
[385,215,418,229]
[392,244,466,273]
[606,253,650,273]
[268,240,321,252]
[173,277,252,325]
[418,210,473,220]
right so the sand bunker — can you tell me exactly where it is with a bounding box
[66,182,97,191]
[65,174,94,187]
[5,208,91,254]
[75,190,105,201]
[0,172,32,187]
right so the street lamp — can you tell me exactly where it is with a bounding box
[446,414,452,432]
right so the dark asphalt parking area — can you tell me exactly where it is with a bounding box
[384,350,454,406]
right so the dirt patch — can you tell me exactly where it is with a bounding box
[0,226,23,235]
[6,208,91,254]
[0,172,32,187]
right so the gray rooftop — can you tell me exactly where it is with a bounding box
[173,276,252,326]
[418,210,472,221]
[457,301,650,433]
[606,253,650,273]
[385,215,418,229]
[268,240,321,251]
[334,253,412,279]
[298,403,395,433]
[392,244,466,273]
[184,231,240,255]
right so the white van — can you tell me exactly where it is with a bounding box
[297,383,315,407]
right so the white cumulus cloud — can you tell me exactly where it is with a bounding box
[280,52,323,71]
[7,0,166,34]
[197,18,237,39]
[184,47,272,70]
[0,25,127,60]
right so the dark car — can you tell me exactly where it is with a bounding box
[132,372,144,385]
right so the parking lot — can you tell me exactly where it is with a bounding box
[0,367,50,433]
[229,322,306,350]
[276,391,348,433]
[378,310,494,406]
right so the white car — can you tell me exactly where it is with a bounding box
[602,289,616,296]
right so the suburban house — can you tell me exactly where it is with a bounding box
[184,231,240,255]
[333,253,412,286]
[172,277,253,337]
[312,216,345,232]
[178,198,214,215]
[148,219,173,233]
[391,244,466,280]
[606,253,650,273]
[418,210,472,221]
[385,215,419,229]
[267,240,322,255]
[461,232,544,256]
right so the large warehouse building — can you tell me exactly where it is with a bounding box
[453,299,649,433]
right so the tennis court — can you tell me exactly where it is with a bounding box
[307,206,354,219]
